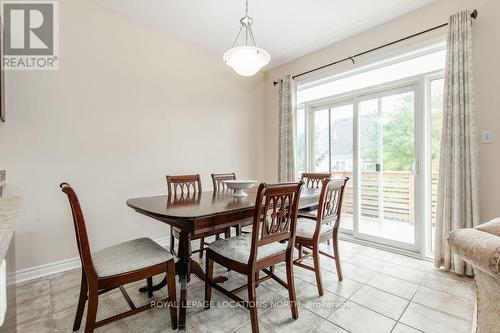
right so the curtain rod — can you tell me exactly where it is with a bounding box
[273,9,478,86]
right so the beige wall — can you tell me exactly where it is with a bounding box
[0,0,266,270]
[2,0,499,273]
[263,0,500,222]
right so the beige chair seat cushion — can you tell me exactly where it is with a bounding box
[298,209,318,219]
[296,217,334,239]
[92,238,172,277]
[208,234,287,264]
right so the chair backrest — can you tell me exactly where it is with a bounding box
[167,191,202,207]
[249,182,303,265]
[166,174,202,195]
[60,183,97,277]
[301,172,333,189]
[315,177,350,234]
[211,173,236,191]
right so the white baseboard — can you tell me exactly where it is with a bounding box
[15,237,170,285]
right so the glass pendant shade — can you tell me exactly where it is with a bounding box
[223,46,271,77]
[223,1,270,77]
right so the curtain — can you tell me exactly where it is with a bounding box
[278,74,296,182]
[434,10,480,276]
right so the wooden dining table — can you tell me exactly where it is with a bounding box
[126,186,321,328]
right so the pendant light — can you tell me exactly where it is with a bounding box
[223,0,271,77]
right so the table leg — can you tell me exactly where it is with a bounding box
[139,236,227,296]
[176,230,191,329]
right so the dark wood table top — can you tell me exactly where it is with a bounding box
[126,187,321,220]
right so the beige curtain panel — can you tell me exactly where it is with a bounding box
[434,10,480,276]
[278,74,296,182]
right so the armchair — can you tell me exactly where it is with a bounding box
[448,217,500,333]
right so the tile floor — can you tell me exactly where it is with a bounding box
[16,240,475,333]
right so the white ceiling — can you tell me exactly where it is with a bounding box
[92,0,436,69]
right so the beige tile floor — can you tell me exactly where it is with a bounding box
[16,240,475,333]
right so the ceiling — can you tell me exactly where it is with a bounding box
[92,0,436,69]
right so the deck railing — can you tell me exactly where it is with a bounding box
[333,171,438,225]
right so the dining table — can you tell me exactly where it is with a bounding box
[126,186,321,328]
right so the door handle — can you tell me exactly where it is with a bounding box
[376,163,381,172]
[410,160,418,175]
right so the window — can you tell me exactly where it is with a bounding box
[296,43,446,255]
[298,46,445,103]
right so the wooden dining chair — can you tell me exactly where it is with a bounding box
[167,174,229,258]
[293,177,349,296]
[299,172,333,245]
[211,172,236,191]
[301,172,333,188]
[211,172,252,236]
[298,172,332,216]
[298,172,334,250]
[205,182,303,333]
[60,183,177,332]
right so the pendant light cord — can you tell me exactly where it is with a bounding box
[231,0,257,48]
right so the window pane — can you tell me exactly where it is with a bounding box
[313,109,330,172]
[358,92,416,244]
[298,49,445,104]
[331,104,353,231]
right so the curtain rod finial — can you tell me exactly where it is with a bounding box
[273,80,279,86]
[471,9,478,19]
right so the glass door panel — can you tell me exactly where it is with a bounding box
[357,90,416,246]
[330,104,354,231]
[312,108,330,172]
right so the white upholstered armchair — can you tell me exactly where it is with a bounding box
[448,217,500,333]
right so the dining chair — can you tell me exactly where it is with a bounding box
[211,172,236,192]
[60,183,177,332]
[205,181,303,333]
[298,172,332,218]
[167,174,229,258]
[293,177,349,296]
[211,172,252,236]
[300,172,333,189]
[299,172,334,247]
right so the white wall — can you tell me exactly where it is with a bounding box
[0,0,266,271]
[264,0,500,222]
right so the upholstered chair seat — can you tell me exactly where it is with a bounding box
[205,182,303,333]
[60,183,177,332]
[293,177,349,296]
[298,210,318,219]
[208,233,287,264]
[296,217,335,239]
[92,238,173,277]
[448,217,500,333]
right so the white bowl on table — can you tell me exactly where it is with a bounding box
[223,180,258,197]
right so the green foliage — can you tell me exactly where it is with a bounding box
[382,94,415,171]
[296,80,444,174]
[363,90,443,172]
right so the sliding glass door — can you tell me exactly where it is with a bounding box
[308,84,422,251]
[310,103,354,232]
[355,87,419,250]
[297,45,447,255]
